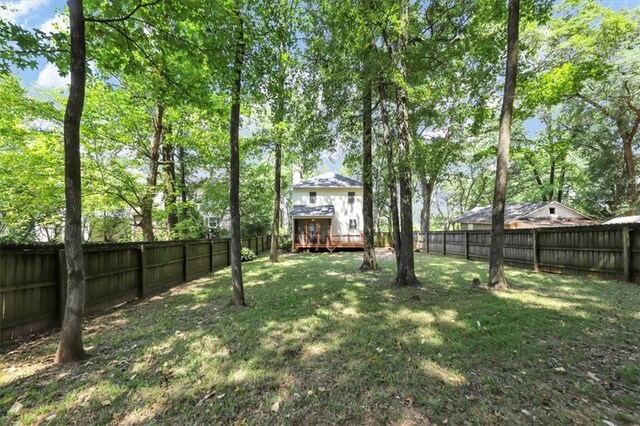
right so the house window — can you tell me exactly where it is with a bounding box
[309,192,317,204]
[348,191,355,204]
[549,207,556,215]
[349,219,357,230]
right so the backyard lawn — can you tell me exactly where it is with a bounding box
[1,251,639,425]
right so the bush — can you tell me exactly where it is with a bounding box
[240,247,257,262]
[280,240,292,251]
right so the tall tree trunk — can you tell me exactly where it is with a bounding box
[140,103,164,242]
[360,58,378,271]
[269,101,283,263]
[379,79,401,271]
[621,132,637,214]
[420,177,433,249]
[488,0,519,290]
[394,0,419,286]
[557,161,566,203]
[548,159,556,201]
[163,143,178,237]
[56,0,87,363]
[230,2,246,307]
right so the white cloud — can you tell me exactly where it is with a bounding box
[0,0,50,25]
[36,62,69,88]
[39,14,67,34]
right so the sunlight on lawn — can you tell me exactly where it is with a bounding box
[1,251,638,425]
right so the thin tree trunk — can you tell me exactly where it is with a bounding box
[379,79,401,271]
[420,177,433,249]
[56,0,87,363]
[557,161,566,203]
[360,58,378,271]
[394,0,419,286]
[622,132,637,214]
[163,143,178,237]
[140,103,164,242]
[230,2,246,307]
[269,102,283,263]
[488,0,519,290]
[548,159,556,201]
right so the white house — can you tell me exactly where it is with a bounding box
[290,172,364,250]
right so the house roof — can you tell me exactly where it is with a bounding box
[451,201,591,224]
[290,204,335,217]
[293,172,362,188]
[603,215,640,225]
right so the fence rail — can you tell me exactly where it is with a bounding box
[413,225,640,284]
[1,236,271,342]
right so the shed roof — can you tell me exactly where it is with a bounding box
[603,215,640,225]
[293,172,362,188]
[290,204,335,217]
[451,201,591,224]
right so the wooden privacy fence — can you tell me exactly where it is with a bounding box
[413,225,640,284]
[0,236,271,342]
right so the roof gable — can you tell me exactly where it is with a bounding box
[451,202,590,224]
[293,172,362,188]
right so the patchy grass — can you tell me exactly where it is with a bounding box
[1,251,639,425]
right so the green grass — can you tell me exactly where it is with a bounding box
[1,251,639,425]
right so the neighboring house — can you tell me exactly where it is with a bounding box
[290,172,364,250]
[603,215,640,225]
[451,201,596,230]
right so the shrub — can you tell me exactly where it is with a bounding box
[240,247,257,262]
[280,240,292,251]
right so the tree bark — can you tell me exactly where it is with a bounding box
[420,176,433,249]
[621,131,637,214]
[379,79,401,271]
[360,57,378,272]
[163,143,178,237]
[56,0,87,363]
[488,0,519,291]
[140,103,164,242]
[269,101,283,263]
[394,0,419,287]
[230,2,246,307]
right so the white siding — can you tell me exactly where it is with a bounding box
[525,202,585,219]
[292,187,363,235]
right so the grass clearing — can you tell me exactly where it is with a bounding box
[1,250,639,425]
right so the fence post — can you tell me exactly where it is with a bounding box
[210,240,215,272]
[227,238,231,266]
[57,249,67,324]
[442,232,446,256]
[465,232,469,260]
[623,226,631,282]
[426,232,429,253]
[532,230,540,272]
[139,245,146,298]
[183,243,189,282]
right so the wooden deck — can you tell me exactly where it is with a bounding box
[293,234,364,251]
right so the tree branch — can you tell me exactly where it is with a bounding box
[86,0,164,23]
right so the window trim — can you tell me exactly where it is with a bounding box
[309,191,317,204]
[349,219,357,230]
[348,191,355,204]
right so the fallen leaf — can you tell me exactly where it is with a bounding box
[587,372,601,382]
[196,391,216,406]
[521,409,531,416]
[602,420,616,426]
[553,367,566,373]
[318,386,326,392]
[307,390,314,396]
[216,393,226,399]
[7,401,23,416]
[476,320,481,327]
[101,399,112,406]
[271,401,280,412]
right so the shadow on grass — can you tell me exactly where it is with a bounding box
[1,252,638,425]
